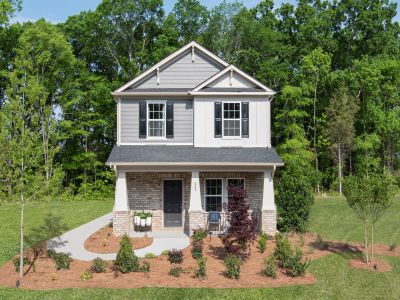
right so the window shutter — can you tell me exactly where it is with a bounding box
[139,102,147,138]
[215,102,222,138]
[241,102,249,138]
[166,101,174,138]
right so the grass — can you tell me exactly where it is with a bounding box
[0,196,399,299]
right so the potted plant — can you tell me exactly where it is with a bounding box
[140,212,146,227]
[134,211,141,227]
[145,212,152,227]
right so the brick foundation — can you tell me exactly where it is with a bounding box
[260,209,277,236]
[113,211,131,236]
[188,210,205,235]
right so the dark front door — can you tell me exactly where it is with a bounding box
[163,180,182,227]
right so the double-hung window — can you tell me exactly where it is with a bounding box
[147,102,166,138]
[223,102,241,137]
[227,178,245,189]
[204,179,222,212]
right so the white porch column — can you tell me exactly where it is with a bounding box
[261,170,277,235]
[189,171,202,211]
[113,170,130,235]
[114,170,128,211]
[188,171,204,235]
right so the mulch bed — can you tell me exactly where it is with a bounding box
[84,226,153,253]
[0,233,397,290]
[348,258,392,272]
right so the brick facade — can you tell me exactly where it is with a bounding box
[112,171,276,236]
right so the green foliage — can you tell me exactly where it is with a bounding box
[161,250,169,256]
[286,247,310,277]
[168,249,183,264]
[80,271,93,281]
[140,261,151,273]
[192,227,207,242]
[191,242,203,260]
[316,234,329,250]
[144,253,156,259]
[46,249,57,259]
[224,254,241,279]
[91,257,107,273]
[12,256,29,272]
[114,234,139,273]
[262,255,277,278]
[195,257,207,278]
[274,233,293,268]
[54,253,72,270]
[258,232,267,253]
[168,266,186,277]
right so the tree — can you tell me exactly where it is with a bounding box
[325,86,359,195]
[222,186,257,255]
[344,175,372,263]
[0,0,21,27]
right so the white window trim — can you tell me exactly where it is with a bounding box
[225,178,246,206]
[146,100,167,140]
[204,178,223,212]
[222,101,241,139]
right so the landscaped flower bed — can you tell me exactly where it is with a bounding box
[0,233,397,290]
[84,225,153,253]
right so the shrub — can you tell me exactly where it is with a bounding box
[224,254,241,279]
[316,234,329,250]
[191,242,203,260]
[262,255,277,278]
[192,227,207,242]
[54,253,72,270]
[140,261,150,272]
[169,266,186,277]
[286,247,310,277]
[389,243,397,251]
[168,249,183,264]
[258,232,268,253]
[161,250,169,256]
[223,186,257,254]
[80,271,93,281]
[275,166,314,232]
[46,249,57,259]
[274,233,293,268]
[195,257,207,278]
[144,252,156,259]
[13,257,30,272]
[114,234,139,273]
[91,257,107,273]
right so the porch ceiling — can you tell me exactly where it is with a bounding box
[106,145,283,166]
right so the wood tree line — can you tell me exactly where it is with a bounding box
[0,0,399,201]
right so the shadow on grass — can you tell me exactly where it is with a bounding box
[310,240,364,260]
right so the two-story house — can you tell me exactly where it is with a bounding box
[106,41,283,236]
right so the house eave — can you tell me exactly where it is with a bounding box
[106,162,285,167]
[112,92,191,97]
[189,91,275,96]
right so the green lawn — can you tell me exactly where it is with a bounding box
[0,196,400,299]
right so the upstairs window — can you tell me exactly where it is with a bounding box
[223,102,241,137]
[147,102,166,138]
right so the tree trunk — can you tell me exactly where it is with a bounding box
[19,199,24,277]
[364,224,369,263]
[313,84,320,194]
[338,143,342,196]
[371,224,374,262]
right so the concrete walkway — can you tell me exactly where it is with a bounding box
[47,213,190,261]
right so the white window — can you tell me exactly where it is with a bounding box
[227,178,245,189]
[223,102,241,137]
[147,102,166,138]
[204,179,223,212]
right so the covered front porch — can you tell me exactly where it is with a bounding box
[112,168,277,236]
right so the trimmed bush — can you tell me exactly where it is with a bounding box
[144,252,156,259]
[13,257,30,272]
[224,254,241,279]
[140,261,150,272]
[161,250,169,256]
[274,233,293,268]
[192,227,207,242]
[54,253,72,270]
[195,257,207,278]
[114,234,139,273]
[287,247,310,277]
[169,266,186,277]
[258,231,268,253]
[80,271,93,281]
[262,255,277,278]
[46,249,57,259]
[91,257,107,273]
[168,249,183,264]
[191,241,203,260]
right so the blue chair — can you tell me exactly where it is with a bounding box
[207,211,221,236]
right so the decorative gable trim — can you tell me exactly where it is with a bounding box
[114,41,229,93]
[190,65,275,95]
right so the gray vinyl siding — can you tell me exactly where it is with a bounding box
[121,99,193,144]
[130,49,222,89]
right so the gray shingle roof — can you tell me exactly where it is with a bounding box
[106,145,283,165]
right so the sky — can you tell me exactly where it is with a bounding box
[10,0,400,24]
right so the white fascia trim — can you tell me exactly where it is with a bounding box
[119,142,193,146]
[191,65,275,93]
[117,98,121,145]
[114,41,229,93]
[190,91,275,96]
[106,162,285,167]
[112,92,191,97]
